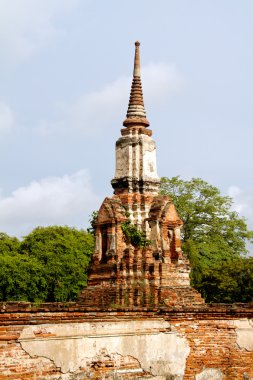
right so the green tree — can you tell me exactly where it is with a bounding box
[0,253,47,302]
[0,232,47,302]
[199,257,253,303]
[0,232,20,254]
[20,226,94,302]
[160,176,253,302]
[0,226,94,302]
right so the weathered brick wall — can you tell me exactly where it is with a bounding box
[0,302,252,379]
[166,307,253,380]
[175,319,253,380]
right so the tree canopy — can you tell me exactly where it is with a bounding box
[160,176,253,303]
[0,226,94,303]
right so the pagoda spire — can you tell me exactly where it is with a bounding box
[111,40,160,196]
[123,41,150,127]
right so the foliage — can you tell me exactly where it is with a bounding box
[160,176,253,302]
[87,210,98,235]
[0,253,47,302]
[0,226,94,302]
[199,257,253,303]
[0,233,20,254]
[121,220,151,248]
[160,176,253,249]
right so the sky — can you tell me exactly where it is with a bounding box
[0,0,252,251]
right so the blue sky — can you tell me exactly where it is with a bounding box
[0,0,252,249]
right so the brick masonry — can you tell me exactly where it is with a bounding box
[0,302,252,379]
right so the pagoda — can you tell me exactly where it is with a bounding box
[78,42,203,308]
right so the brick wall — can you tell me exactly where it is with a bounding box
[0,302,252,379]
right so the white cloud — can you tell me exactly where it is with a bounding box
[0,170,99,238]
[143,62,184,101]
[38,62,184,136]
[228,185,241,199]
[228,186,253,225]
[0,0,80,63]
[0,103,14,133]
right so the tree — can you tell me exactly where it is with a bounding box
[0,232,47,302]
[0,232,20,254]
[0,253,47,302]
[199,257,253,303]
[160,176,253,302]
[20,226,94,302]
[0,226,94,302]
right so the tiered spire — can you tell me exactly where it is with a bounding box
[123,41,150,127]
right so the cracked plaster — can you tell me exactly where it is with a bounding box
[19,319,189,378]
[235,319,253,351]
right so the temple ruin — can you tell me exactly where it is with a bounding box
[79,41,203,309]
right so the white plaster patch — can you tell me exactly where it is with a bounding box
[195,368,224,380]
[235,319,253,351]
[19,319,189,378]
[142,136,159,180]
[114,134,159,182]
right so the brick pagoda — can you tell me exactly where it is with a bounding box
[78,42,203,308]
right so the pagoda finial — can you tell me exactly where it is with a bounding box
[133,41,141,77]
[123,41,150,128]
